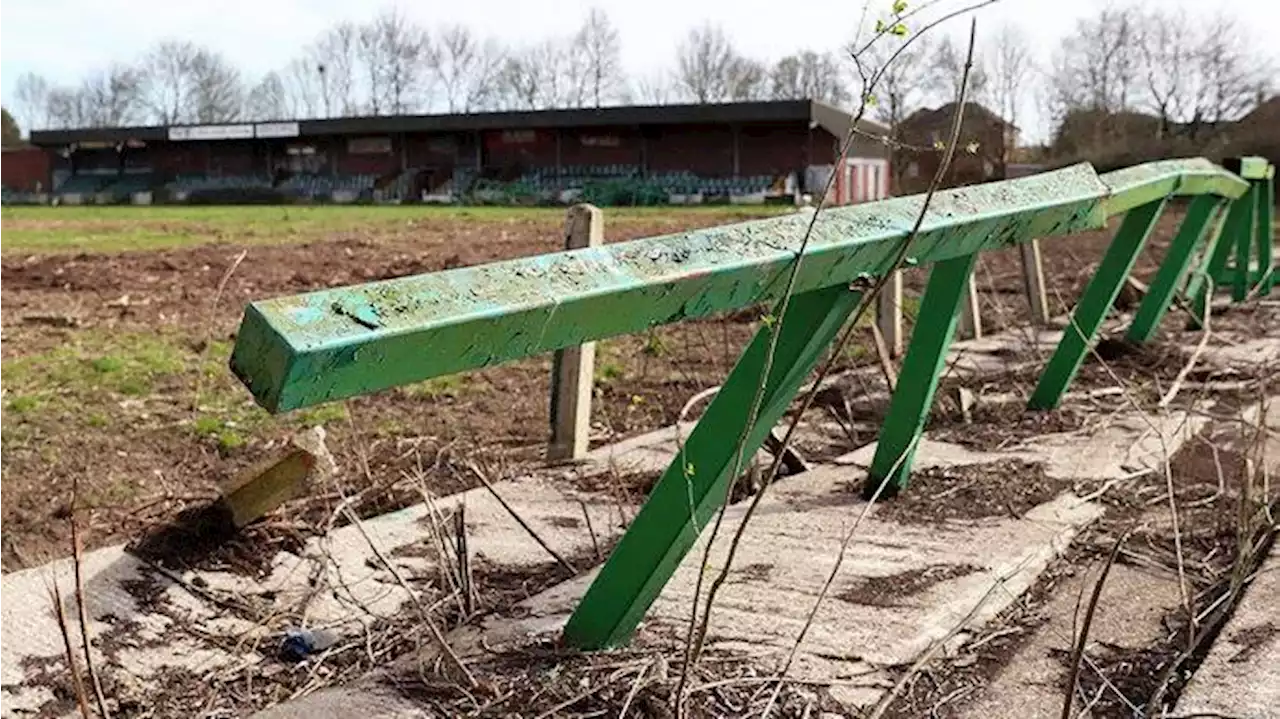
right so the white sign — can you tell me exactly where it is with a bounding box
[256,122,300,139]
[168,124,255,141]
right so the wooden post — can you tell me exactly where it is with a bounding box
[876,269,904,357]
[957,274,983,339]
[1020,238,1051,325]
[548,204,603,462]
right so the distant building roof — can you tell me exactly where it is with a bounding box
[900,102,1016,133]
[28,100,889,147]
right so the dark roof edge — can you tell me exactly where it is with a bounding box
[29,100,849,147]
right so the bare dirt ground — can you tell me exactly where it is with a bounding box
[0,203,1194,572]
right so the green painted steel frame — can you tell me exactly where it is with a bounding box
[229,157,1258,651]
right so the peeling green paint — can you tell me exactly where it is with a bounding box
[227,156,1272,653]
[232,162,1116,412]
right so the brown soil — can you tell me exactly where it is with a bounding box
[875,459,1065,524]
[0,200,1236,579]
[838,563,983,607]
[0,215,772,571]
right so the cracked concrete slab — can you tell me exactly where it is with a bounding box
[957,564,1185,719]
[844,409,1208,482]
[265,439,1104,717]
[0,476,634,717]
[1174,548,1280,718]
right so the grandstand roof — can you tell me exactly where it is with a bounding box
[28,100,888,147]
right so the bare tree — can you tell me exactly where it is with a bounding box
[13,72,52,131]
[357,22,386,114]
[676,23,736,102]
[770,51,850,105]
[282,58,323,118]
[631,70,676,105]
[1136,7,1195,137]
[245,72,289,121]
[986,23,1032,164]
[494,40,585,110]
[430,25,505,112]
[187,49,244,122]
[726,56,768,101]
[78,63,146,126]
[314,22,359,117]
[141,40,201,124]
[494,46,545,110]
[858,35,932,189]
[356,8,428,115]
[46,87,89,129]
[575,8,624,107]
[1048,6,1142,118]
[1189,15,1271,129]
[929,35,988,104]
[860,35,931,132]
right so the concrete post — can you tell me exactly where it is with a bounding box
[876,269,904,357]
[548,204,603,461]
[1020,238,1051,325]
[957,274,983,339]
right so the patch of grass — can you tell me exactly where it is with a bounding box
[216,430,247,452]
[5,394,41,413]
[1,204,793,254]
[193,416,224,436]
[297,403,348,426]
[595,361,626,384]
[91,356,125,373]
[400,375,467,400]
[641,331,669,358]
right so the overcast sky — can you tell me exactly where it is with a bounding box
[2,0,1278,141]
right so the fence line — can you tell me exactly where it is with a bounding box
[229,156,1271,651]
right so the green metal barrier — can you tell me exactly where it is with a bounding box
[229,156,1270,651]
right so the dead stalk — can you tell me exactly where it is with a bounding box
[464,460,577,573]
[1159,281,1213,408]
[579,498,602,561]
[48,578,93,719]
[70,475,110,719]
[1060,531,1128,719]
[335,494,477,688]
[192,248,248,411]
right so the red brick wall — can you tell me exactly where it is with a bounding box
[484,129,557,169]
[1,147,50,191]
[404,134,462,169]
[737,123,810,175]
[646,125,734,175]
[559,127,643,167]
[150,144,207,175]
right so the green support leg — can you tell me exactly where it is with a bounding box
[1233,184,1259,302]
[1126,196,1225,344]
[1254,174,1274,295]
[562,283,861,649]
[1187,193,1255,328]
[1029,198,1168,410]
[863,252,979,499]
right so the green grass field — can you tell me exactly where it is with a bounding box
[0,203,794,254]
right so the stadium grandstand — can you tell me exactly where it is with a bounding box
[8,100,891,207]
